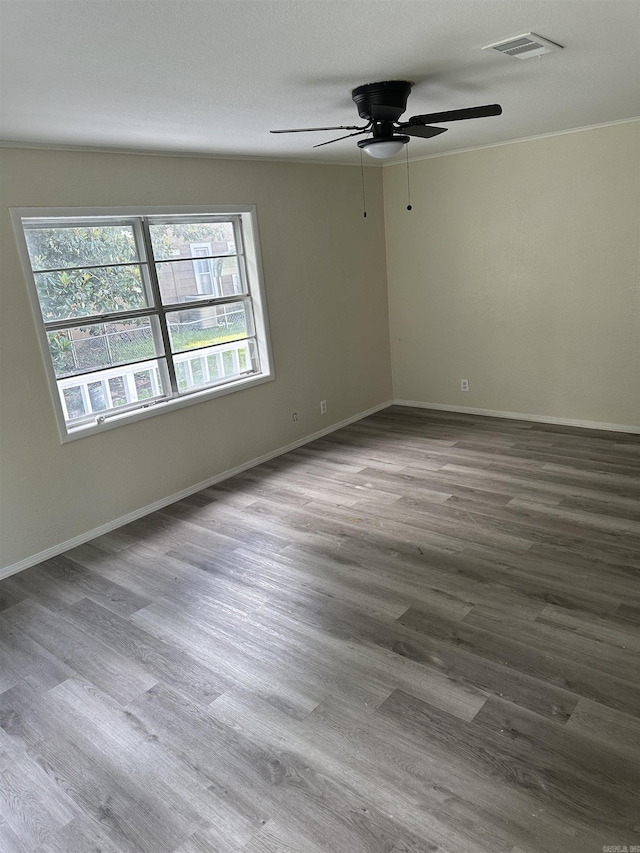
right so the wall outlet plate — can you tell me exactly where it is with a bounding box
[461,379,469,392]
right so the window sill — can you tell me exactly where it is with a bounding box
[59,369,275,443]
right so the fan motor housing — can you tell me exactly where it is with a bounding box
[352,80,413,122]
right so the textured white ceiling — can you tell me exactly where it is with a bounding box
[1,0,638,164]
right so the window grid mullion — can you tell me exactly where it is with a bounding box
[171,333,255,361]
[138,218,179,397]
[44,305,157,333]
[31,259,144,276]
[154,251,242,265]
[52,353,168,383]
[161,293,251,314]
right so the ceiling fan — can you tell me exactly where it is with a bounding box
[271,80,502,158]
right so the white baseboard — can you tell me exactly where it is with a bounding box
[1,400,394,580]
[394,399,640,435]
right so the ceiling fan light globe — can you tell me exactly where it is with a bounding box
[358,137,408,159]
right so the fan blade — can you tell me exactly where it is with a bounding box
[312,130,369,148]
[405,104,502,125]
[404,125,448,139]
[271,125,367,134]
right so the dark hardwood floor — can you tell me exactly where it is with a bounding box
[1,406,639,853]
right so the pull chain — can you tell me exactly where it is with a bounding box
[360,149,367,218]
[406,144,412,211]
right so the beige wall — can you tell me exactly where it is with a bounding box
[0,148,392,570]
[384,122,640,429]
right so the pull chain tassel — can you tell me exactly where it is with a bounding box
[360,149,367,218]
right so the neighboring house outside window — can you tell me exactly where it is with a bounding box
[191,243,219,296]
[12,206,273,441]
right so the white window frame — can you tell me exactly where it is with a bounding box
[11,205,274,443]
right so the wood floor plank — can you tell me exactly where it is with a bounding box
[0,680,206,853]
[472,694,639,811]
[0,617,73,695]
[0,745,77,850]
[35,815,128,853]
[462,604,640,681]
[298,693,581,853]
[377,688,638,839]
[4,553,152,618]
[0,406,638,852]
[448,544,632,615]
[63,597,231,704]
[565,697,640,755]
[209,688,480,853]
[535,602,640,652]
[241,594,488,721]
[48,677,262,850]
[330,604,581,722]
[397,604,640,717]
[0,600,157,705]
[618,602,640,625]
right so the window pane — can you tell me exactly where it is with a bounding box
[175,339,257,393]
[134,368,156,400]
[167,302,249,354]
[88,381,109,412]
[62,386,86,421]
[58,359,165,422]
[34,265,148,322]
[108,376,128,406]
[47,317,160,378]
[24,224,139,271]
[149,221,237,261]
[156,256,244,304]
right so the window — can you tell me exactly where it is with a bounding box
[12,206,273,441]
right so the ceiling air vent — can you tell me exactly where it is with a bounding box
[482,33,563,59]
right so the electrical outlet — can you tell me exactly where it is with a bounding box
[320,400,327,415]
[461,379,469,392]
[292,412,298,422]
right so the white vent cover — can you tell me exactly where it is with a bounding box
[482,33,563,59]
